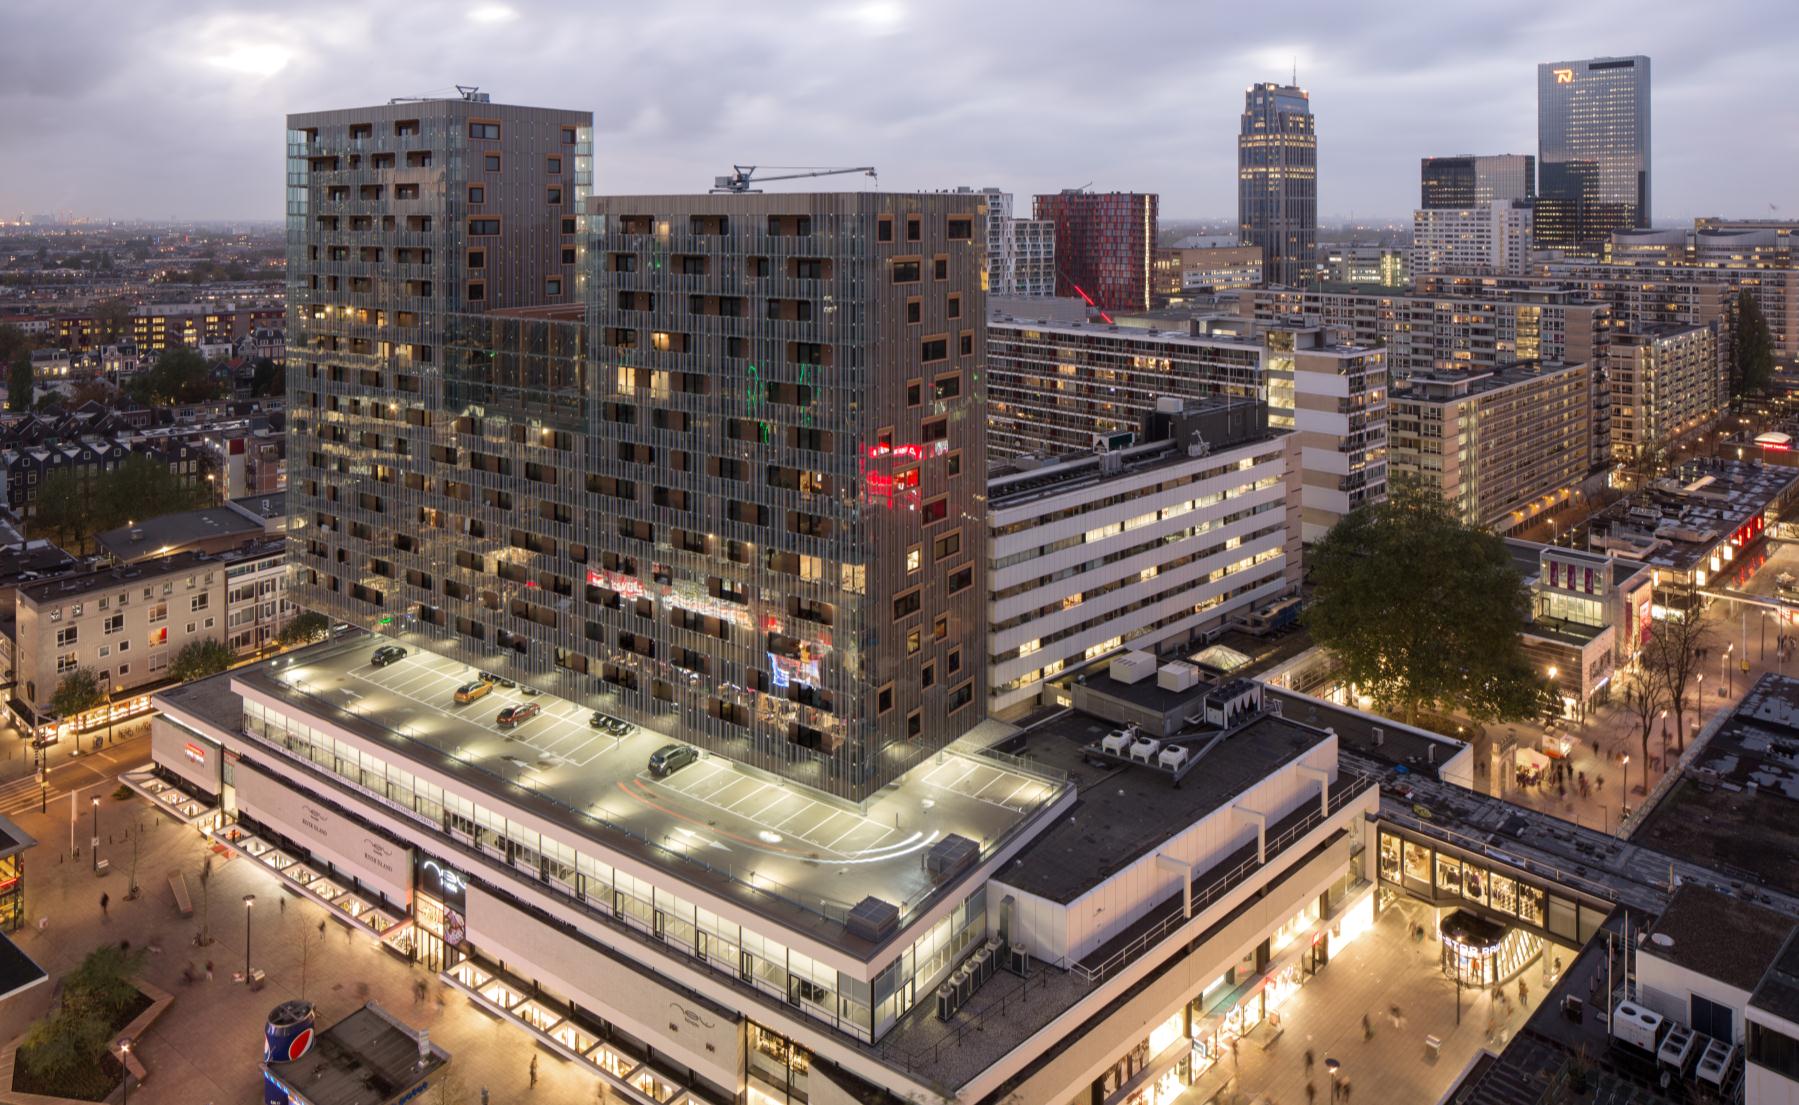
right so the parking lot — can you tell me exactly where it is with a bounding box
[356,648,626,769]
[262,640,1068,914]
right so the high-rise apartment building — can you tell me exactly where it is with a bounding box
[1389,362,1593,532]
[1239,83,1317,288]
[1419,154,1535,209]
[1153,245,1263,302]
[1411,202,1534,277]
[968,188,1055,297]
[1609,323,1723,460]
[288,94,986,802]
[987,315,1385,540]
[1537,56,1651,252]
[1032,190,1157,312]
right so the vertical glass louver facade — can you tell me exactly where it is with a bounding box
[1031,191,1157,313]
[288,108,989,802]
[1537,56,1651,252]
[1238,83,1317,288]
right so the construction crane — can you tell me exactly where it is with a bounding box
[711,165,877,194]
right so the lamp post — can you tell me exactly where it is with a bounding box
[1621,755,1631,819]
[118,1038,131,1105]
[90,796,99,873]
[242,894,256,982]
[1724,644,1733,698]
[1660,710,1669,765]
[1325,1058,1342,1103]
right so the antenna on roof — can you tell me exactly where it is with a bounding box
[456,85,483,101]
[1292,57,1298,85]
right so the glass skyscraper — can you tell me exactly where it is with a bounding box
[1537,56,1651,252]
[1238,83,1317,288]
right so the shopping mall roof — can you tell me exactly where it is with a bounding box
[1645,884,1794,994]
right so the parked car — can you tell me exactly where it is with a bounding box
[520,685,541,697]
[497,702,542,728]
[481,670,516,688]
[370,645,408,667]
[604,717,632,736]
[588,712,609,730]
[453,680,493,704]
[648,743,699,777]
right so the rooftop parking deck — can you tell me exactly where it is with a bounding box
[213,637,1070,957]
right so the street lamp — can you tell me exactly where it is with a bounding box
[118,1038,131,1105]
[242,894,256,982]
[90,796,99,873]
[1621,755,1631,819]
[1660,709,1670,763]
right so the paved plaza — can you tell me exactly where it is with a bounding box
[1185,897,1565,1105]
[5,740,601,1105]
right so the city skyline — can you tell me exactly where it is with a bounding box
[3,0,1795,223]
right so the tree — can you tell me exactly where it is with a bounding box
[299,918,327,999]
[1616,664,1668,815]
[250,357,283,397]
[170,639,233,682]
[7,348,32,413]
[1305,478,1544,724]
[1733,289,1776,404]
[66,378,116,408]
[126,347,221,405]
[31,469,93,550]
[1641,586,1712,754]
[278,611,331,648]
[49,668,104,722]
[0,322,28,366]
[27,453,207,554]
[92,298,132,345]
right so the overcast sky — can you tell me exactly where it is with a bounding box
[3,0,1795,224]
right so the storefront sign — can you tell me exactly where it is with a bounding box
[184,742,207,766]
[236,765,413,905]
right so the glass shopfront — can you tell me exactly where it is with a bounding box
[1378,830,1599,943]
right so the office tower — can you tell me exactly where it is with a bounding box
[1419,154,1535,209]
[1320,244,1408,288]
[1537,56,1651,252]
[1238,82,1317,287]
[968,188,1055,297]
[1411,202,1534,276]
[1153,245,1263,301]
[584,193,989,799]
[1032,190,1157,312]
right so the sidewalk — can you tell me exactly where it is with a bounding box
[7,759,601,1103]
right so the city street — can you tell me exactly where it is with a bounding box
[1,743,606,1104]
[1184,897,1559,1105]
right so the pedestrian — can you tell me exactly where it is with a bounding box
[99,892,109,917]
[1362,1012,1373,1040]
[1229,1038,1239,1067]
[529,1054,538,1089]
[205,960,214,981]
[1304,1048,1314,1077]
[279,896,286,915]
[1341,1078,1352,1103]
[1519,979,1529,1006]
[481,1091,489,1105]
[1305,1082,1316,1105]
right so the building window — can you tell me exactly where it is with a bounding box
[877,684,895,715]
[922,662,936,689]
[546,278,563,296]
[922,496,947,524]
[468,249,486,269]
[946,450,962,478]
[922,338,948,363]
[947,565,972,594]
[892,260,920,283]
[906,380,921,407]
[468,282,486,301]
[469,122,501,139]
[947,646,962,673]
[484,154,501,172]
[906,216,921,242]
[878,217,894,243]
[56,652,77,674]
[907,710,922,739]
[947,681,973,713]
[561,126,577,143]
[947,294,962,319]
[907,299,922,325]
[55,626,77,648]
[906,628,921,655]
[960,332,973,356]
[547,157,562,174]
[933,616,947,641]
[561,247,576,265]
[933,256,948,280]
[893,588,921,621]
[468,186,485,204]
[469,218,500,236]
[548,187,563,204]
[948,217,973,240]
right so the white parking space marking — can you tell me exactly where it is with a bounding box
[648,759,899,858]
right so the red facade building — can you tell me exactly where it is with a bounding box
[1032,191,1158,313]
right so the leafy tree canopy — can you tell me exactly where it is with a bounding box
[170,638,233,682]
[49,668,104,719]
[278,611,331,647]
[1304,478,1544,724]
[1734,289,1777,401]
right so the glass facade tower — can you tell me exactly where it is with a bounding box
[1238,83,1317,288]
[1537,56,1651,252]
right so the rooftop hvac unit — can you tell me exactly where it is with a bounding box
[1109,650,1158,685]
[1157,662,1199,693]
[845,896,900,942]
[926,834,980,879]
[1610,1000,1665,1054]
